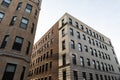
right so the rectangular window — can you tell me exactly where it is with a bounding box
[16,2,22,10]
[2,63,17,80]
[26,41,31,55]
[25,4,32,13]
[62,19,64,26]
[49,76,52,80]
[50,62,52,69]
[0,35,9,48]
[84,45,88,52]
[96,74,99,80]
[9,16,17,26]
[82,34,86,40]
[45,63,48,71]
[0,12,4,22]
[115,57,119,64]
[62,29,65,37]
[1,0,11,7]
[63,70,66,80]
[20,66,26,80]
[75,22,79,28]
[82,72,86,80]
[69,18,72,24]
[12,36,23,51]
[31,23,34,34]
[72,54,76,65]
[62,54,66,66]
[73,71,78,80]
[70,28,74,36]
[80,56,84,66]
[71,40,75,49]
[62,40,66,50]
[89,73,93,80]
[87,58,90,66]
[76,31,80,39]
[20,17,29,29]
[78,43,82,52]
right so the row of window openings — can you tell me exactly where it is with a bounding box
[66,28,108,50]
[2,63,26,80]
[62,70,117,80]
[33,29,54,50]
[28,62,52,77]
[0,15,34,34]
[62,40,111,61]
[1,0,34,14]
[0,35,31,54]
[62,18,105,42]
[32,39,54,58]
[71,55,114,72]
[31,49,53,67]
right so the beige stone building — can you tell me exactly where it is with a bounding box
[0,0,42,80]
[28,13,120,80]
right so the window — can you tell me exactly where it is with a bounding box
[50,62,52,69]
[16,2,22,10]
[82,72,86,80]
[92,60,96,69]
[82,34,86,40]
[62,29,65,37]
[104,75,107,80]
[72,54,76,65]
[75,22,79,28]
[0,12,4,22]
[76,31,80,39]
[12,36,23,51]
[93,49,98,57]
[115,57,119,64]
[70,28,74,36]
[96,61,100,70]
[20,66,26,80]
[87,58,90,66]
[81,25,84,30]
[73,71,78,80]
[62,40,66,50]
[49,76,52,80]
[90,47,93,56]
[63,70,66,80]
[31,23,34,34]
[2,63,17,80]
[26,41,31,55]
[84,45,88,52]
[20,17,29,29]
[88,37,91,44]
[100,75,103,80]
[71,40,75,49]
[69,18,72,24]
[80,56,84,66]
[25,4,32,13]
[78,43,82,52]
[1,35,9,48]
[62,19,65,26]
[89,73,93,80]
[96,74,99,80]
[91,39,95,45]
[1,0,12,7]
[45,63,48,71]
[9,16,17,26]
[62,54,66,66]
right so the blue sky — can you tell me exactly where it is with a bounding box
[35,0,120,62]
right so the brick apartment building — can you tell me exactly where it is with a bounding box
[0,0,42,80]
[28,13,120,80]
